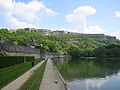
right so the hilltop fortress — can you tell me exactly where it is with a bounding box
[10,28,120,44]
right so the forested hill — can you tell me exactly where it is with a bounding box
[0,28,120,57]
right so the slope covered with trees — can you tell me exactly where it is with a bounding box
[0,28,119,57]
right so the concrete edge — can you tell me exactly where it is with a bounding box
[51,60,70,90]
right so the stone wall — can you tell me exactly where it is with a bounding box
[85,34,120,43]
[0,41,40,58]
[0,41,63,58]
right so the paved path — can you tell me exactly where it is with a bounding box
[40,59,68,90]
[1,60,45,90]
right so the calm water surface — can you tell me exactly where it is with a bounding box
[53,57,120,90]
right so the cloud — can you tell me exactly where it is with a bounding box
[0,0,13,15]
[115,11,120,17]
[68,78,107,90]
[6,15,36,28]
[45,8,59,15]
[86,25,106,34]
[66,6,108,36]
[0,0,58,28]
[109,30,120,39]
[13,1,44,21]
[66,6,99,33]
[86,78,107,88]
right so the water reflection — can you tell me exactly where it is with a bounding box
[54,58,120,90]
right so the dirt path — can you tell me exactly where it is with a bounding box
[1,60,45,90]
[40,59,67,90]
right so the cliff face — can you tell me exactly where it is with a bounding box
[85,34,120,44]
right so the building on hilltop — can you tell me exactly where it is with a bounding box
[9,29,17,32]
[36,29,51,35]
[51,30,69,34]
[24,28,35,31]
[85,34,119,43]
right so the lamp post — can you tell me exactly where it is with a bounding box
[39,44,43,58]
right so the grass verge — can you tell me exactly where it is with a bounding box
[19,60,47,90]
[0,58,42,89]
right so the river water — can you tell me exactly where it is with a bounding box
[53,57,120,90]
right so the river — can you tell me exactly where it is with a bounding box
[53,57,120,90]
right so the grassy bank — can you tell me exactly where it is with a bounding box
[0,58,42,89]
[19,61,47,90]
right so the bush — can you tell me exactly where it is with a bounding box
[0,51,7,56]
[94,44,120,58]
[0,56,35,68]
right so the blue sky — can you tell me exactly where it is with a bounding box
[0,0,120,38]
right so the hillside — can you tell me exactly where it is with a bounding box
[0,28,120,57]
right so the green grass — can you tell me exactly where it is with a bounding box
[19,61,47,90]
[35,58,43,65]
[0,58,42,89]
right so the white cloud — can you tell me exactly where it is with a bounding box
[66,6,98,33]
[68,78,107,90]
[45,8,59,15]
[115,11,120,17]
[86,25,106,34]
[6,15,36,28]
[86,78,107,88]
[66,6,96,23]
[109,30,120,39]
[73,6,96,17]
[0,0,58,28]
[0,0,13,15]
[13,1,44,21]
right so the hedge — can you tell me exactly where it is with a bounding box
[0,56,35,68]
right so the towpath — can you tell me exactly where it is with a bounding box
[40,59,68,90]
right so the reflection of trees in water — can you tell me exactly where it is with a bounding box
[56,58,120,81]
[52,56,70,64]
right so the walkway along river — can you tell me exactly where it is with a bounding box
[1,60,45,90]
[40,59,70,90]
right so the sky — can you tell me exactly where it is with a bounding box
[0,0,120,39]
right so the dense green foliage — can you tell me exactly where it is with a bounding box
[0,56,35,68]
[94,44,120,58]
[0,28,119,57]
[0,58,42,89]
[19,61,46,90]
[0,51,7,56]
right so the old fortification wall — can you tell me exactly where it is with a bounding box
[0,41,41,58]
[0,41,62,58]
